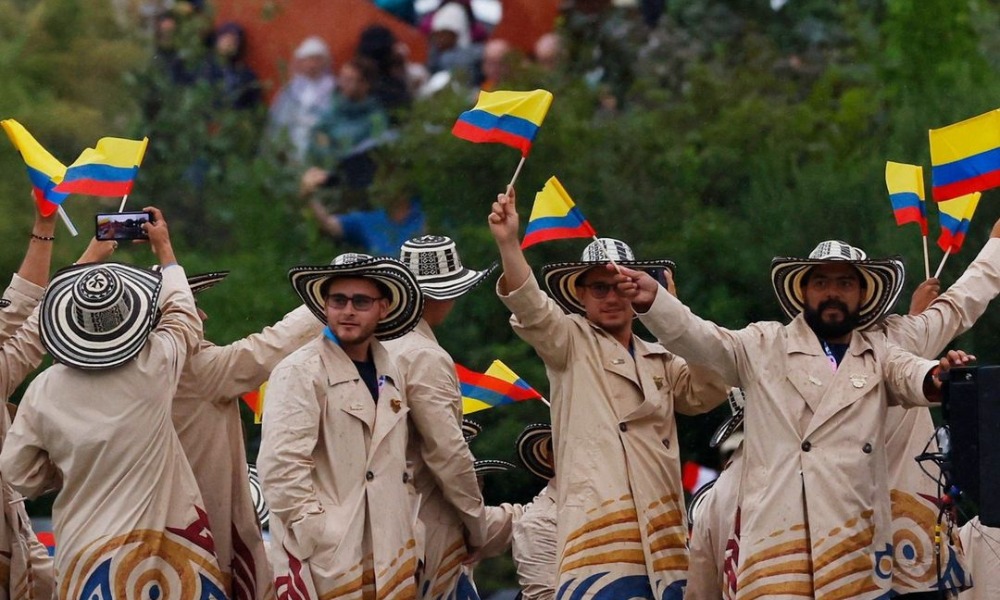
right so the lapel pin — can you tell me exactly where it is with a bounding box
[850,374,867,389]
[390,398,402,413]
[653,375,664,390]
[611,358,626,365]
[808,375,822,386]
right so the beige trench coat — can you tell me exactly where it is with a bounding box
[687,447,743,600]
[512,483,557,600]
[0,274,53,600]
[0,266,230,600]
[957,517,1000,600]
[499,275,728,600]
[259,335,418,600]
[639,293,938,600]
[174,304,319,600]
[383,320,486,600]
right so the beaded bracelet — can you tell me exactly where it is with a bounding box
[30,233,55,241]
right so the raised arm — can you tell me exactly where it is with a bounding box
[489,186,531,293]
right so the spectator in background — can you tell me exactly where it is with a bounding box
[357,25,412,117]
[426,1,483,82]
[533,32,564,71]
[267,36,336,163]
[479,38,513,90]
[302,56,389,196]
[372,0,417,25]
[200,21,261,110]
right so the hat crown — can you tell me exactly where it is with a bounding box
[400,235,465,280]
[727,387,746,414]
[332,252,374,266]
[808,240,867,261]
[581,238,635,263]
[71,267,131,334]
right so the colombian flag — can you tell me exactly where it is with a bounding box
[451,89,553,157]
[929,109,1000,201]
[55,137,148,197]
[457,360,543,415]
[241,381,267,424]
[885,162,928,235]
[937,192,981,253]
[521,176,597,249]
[1,119,69,216]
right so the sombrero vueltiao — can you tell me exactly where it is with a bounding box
[462,419,482,444]
[288,253,424,341]
[710,387,746,449]
[771,240,904,330]
[247,463,270,527]
[0,299,9,309]
[473,459,517,476]
[41,262,162,370]
[151,265,229,295]
[516,423,554,480]
[541,238,675,315]
[399,235,496,300]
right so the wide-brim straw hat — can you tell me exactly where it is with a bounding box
[399,235,495,300]
[0,299,9,309]
[40,262,162,370]
[710,388,746,449]
[151,265,229,295]
[687,477,717,527]
[288,254,423,341]
[462,419,482,443]
[247,464,269,527]
[771,240,904,330]
[516,423,554,480]
[474,459,517,476]
[541,238,675,315]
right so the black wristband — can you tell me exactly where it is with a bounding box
[30,233,55,241]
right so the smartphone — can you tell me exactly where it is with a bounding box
[95,211,153,242]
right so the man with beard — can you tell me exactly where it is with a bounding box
[617,241,972,600]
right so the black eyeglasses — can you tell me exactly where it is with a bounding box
[576,282,616,299]
[326,293,383,311]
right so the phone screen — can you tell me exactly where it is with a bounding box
[95,211,151,242]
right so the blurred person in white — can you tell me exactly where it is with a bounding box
[267,36,336,164]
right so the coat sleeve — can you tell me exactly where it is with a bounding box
[477,502,526,560]
[401,345,487,548]
[0,391,60,499]
[498,274,574,369]
[0,305,45,400]
[638,285,765,387]
[257,355,326,560]
[665,356,730,416]
[686,487,723,600]
[144,266,202,387]
[512,486,558,600]
[886,238,1000,357]
[882,343,938,408]
[188,305,321,401]
[0,274,43,343]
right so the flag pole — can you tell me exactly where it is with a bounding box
[57,206,78,237]
[922,236,930,280]
[933,251,950,279]
[508,156,527,189]
[117,194,128,212]
[593,235,624,275]
[539,396,551,407]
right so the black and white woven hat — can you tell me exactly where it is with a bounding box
[40,262,162,370]
[151,265,229,295]
[474,459,517,476]
[771,240,904,330]
[399,235,495,300]
[516,423,554,480]
[288,253,424,341]
[0,299,9,309]
[710,388,746,449]
[541,238,675,315]
[462,419,482,443]
[247,464,269,527]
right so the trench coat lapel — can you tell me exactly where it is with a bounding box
[320,341,376,431]
[368,342,408,455]
[785,317,833,419]
[622,336,669,423]
[803,329,878,439]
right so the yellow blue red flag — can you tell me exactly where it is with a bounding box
[458,360,543,415]
[885,162,927,235]
[929,109,1000,201]
[451,89,553,157]
[1,119,69,216]
[937,192,981,253]
[55,137,149,197]
[521,176,597,249]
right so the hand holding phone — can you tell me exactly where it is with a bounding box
[95,211,154,242]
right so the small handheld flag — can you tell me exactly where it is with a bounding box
[452,90,553,157]
[457,360,545,415]
[522,176,597,249]
[1,119,69,216]
[934,191,981,278]
[241,381,267,424]
[54,137,149,198]
[885,161,930,278]
[929,108,1000,201]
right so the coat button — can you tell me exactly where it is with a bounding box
[862,443,873,454]
[402,472,410,483]
[619,423,628,432]
[801,441,812,452]
[366,471,374,481]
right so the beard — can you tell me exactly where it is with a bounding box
[803,299,861,339]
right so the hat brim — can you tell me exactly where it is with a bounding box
[770,257,904,330]
[188,271,229,295]
[687,477,717,527]
[710,406,744,449]
[542,260,675,315]
[420,263,497,300]
[288,258,424,341]
[247,464,270,527]
[516,423,554,480]
[474,459,517,476]
[0,299,9,309]
[41,262,162,370]
[462,419,482,443]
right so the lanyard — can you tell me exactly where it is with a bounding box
[323,326,340,345]
[820,340,838,372]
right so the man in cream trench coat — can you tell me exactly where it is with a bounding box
[259,253,424,600]
[620,239,970,599]
[488,189,729,599]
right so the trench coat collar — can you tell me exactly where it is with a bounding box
[411,318,437,345]
[584,318,668,422]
